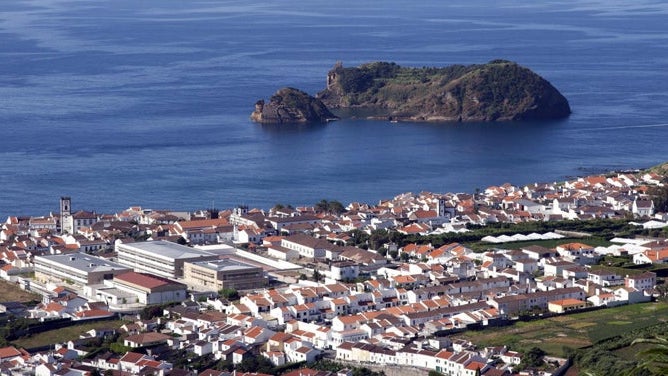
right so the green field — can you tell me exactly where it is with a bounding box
[454,301,668,357]
[11,319,128,349]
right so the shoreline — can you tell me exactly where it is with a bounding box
[3,161,665,219]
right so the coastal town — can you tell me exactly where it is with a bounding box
[1,167,668,376]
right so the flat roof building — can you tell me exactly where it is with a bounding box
[116,240,219,279]
[184,259,267,291]
[113,272,187,305]
[34,253,131,288]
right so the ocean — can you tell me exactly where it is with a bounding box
[1,0,667,217]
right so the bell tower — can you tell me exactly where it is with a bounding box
[437,198,446,217]
[234,205,248,217]
[60,196,73,234]
[60,196,71,217]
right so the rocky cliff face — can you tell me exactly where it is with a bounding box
[250,87,338,124]
[316,60,571,122]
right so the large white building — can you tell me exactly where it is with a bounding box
[115,240,219,278]
[34,253,131,288]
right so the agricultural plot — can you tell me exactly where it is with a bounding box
[455,301,668,357]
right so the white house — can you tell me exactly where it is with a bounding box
[614,287,651,304]
[634,249,668,265]
[330,261,360,281]
[281,233,333,259]
[194,340,214,356]
[587,269,624,286]
[632,199,655,218]
[625,272,656,291]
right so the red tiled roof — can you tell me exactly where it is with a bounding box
[137,359,162,368]
[413,210,437,219]
[125,332,171,345]
[644,248,668,261]
[245,326,264,338]
[466,361,487,370]
[177,218,229,230]
[0,346,21,359]
[120,352,145,363]
[45,302,66,312]
[115,271,174,289]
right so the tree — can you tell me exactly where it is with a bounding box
[349,229,370,247]
[140,305,165,320]
[314,199,346,214]
[315,199,330,213]
[313,269,323,282]
[650,185,668,213]
[219,288,239,301]
[328,200,345,215]
[214,358,233,371]
[369,229,390,250]
[272,203,293,213]
[109,342,132,354]
[237,353,275,374]
[518,347,546,370]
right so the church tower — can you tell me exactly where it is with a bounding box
[60,196,73,234]
[437,198,447,217]
[60,196,71,217]
[234,205,248,217]
[229,205,249,227]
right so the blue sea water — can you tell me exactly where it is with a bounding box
[1,0,668,217]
